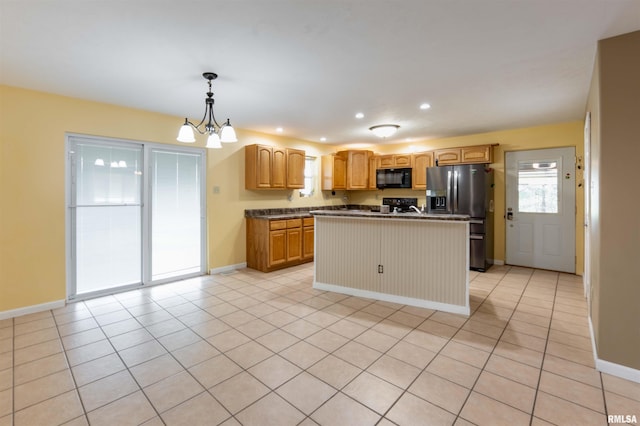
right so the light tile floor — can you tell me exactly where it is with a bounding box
[1,264,639,425]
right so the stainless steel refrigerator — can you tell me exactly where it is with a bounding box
[426,164,494,271]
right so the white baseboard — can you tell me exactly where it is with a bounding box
[589,316,640,384]
[0,299,66,321]
[314,281,470,316]
[209,262,247,275]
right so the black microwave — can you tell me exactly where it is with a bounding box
[376,168,412,189]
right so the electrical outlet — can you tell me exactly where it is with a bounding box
[212,186,220,194]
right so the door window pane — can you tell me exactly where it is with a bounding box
[151,150,203,281]
[74,142,143,294]
[518,160,559,213]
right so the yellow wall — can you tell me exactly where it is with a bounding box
[346,122,585,274]
[0,85,337,312]
[0,84,583,315]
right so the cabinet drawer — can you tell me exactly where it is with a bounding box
[286,218,302,228]
[270,220,287,230]
[303,217,314,227]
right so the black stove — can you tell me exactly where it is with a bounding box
[382,197,418,212]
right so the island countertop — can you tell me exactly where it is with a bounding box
[310,210,470,221]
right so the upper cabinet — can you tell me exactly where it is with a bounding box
[271,147,286,188]
[435,145,493,166]
[460,145,493,164]
[434,148,462,165]
[377,154,412,169]
[286,148,305,189]
[245,144,274,189]
[245,144,305,189]
[341,150,372,190]
[411,151,434,190]
[368,155,377,190]
[322,150,372,190]
[321,153,347,190]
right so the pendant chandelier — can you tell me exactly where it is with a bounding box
[177,72,237,148]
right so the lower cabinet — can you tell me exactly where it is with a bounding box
[247,216,314,272]
[302,217,315,260]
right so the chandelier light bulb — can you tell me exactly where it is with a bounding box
[220,119,238,143]
[177,120,196,143]
[206,133,222,149]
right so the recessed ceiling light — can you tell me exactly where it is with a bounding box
[420,103,431,110]
[320,137,327,142]
[355,112,364,119]
[276,127,284,133]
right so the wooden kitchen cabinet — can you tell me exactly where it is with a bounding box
[321,154,347,190]
[302,217,314,260]
[434,145,493,166]
[411,151,434,190]
[247,217,311,272]
[245,144,274,189]
[271,148,286,188]
[286,148,305,189]
[377,154,412,169]
[434,148,462,165]
[340,150,372,190]
[461,145,492,164]
[323,150,372,190]
[245,144,305,189]
[368,155,378,189]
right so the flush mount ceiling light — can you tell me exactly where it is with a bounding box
[369,124,400,138]
[177,72,237,148]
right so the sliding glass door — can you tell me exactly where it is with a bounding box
[151,149,204,281]
[67,136,205,299]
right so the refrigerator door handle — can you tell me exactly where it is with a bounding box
[447,170,452,214]
[453,170,459,213]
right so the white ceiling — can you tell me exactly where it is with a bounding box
[2,1,639,145]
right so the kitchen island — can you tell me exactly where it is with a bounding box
[311,210,470,315]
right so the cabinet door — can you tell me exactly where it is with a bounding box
[286,227,302,262]
[378,155,395,169]
[368,155,378,189]
[286,148,305,188]
[245,145,273,189]
[461,145,492,164]
[302,226,314,260]
[412,152,434,190]
[435,148,462,165]
[271,148,286,188]
[321,155,346,190]
[346,150,370,189]
[269,229,287,266]
[394,154,412,167]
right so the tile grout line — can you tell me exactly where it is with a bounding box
[527,272,559,426]
[450,266,538,425]
[5,266,606,426]
[371,266,523,424]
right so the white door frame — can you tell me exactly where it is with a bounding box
[583,113,591,300]
[505,147,576,273]
[65,133,207,301]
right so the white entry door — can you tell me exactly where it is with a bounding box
[505,147,576,273]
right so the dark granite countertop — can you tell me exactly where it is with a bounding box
[245,205,378,220]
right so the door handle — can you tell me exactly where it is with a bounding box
[507,211,513,221]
